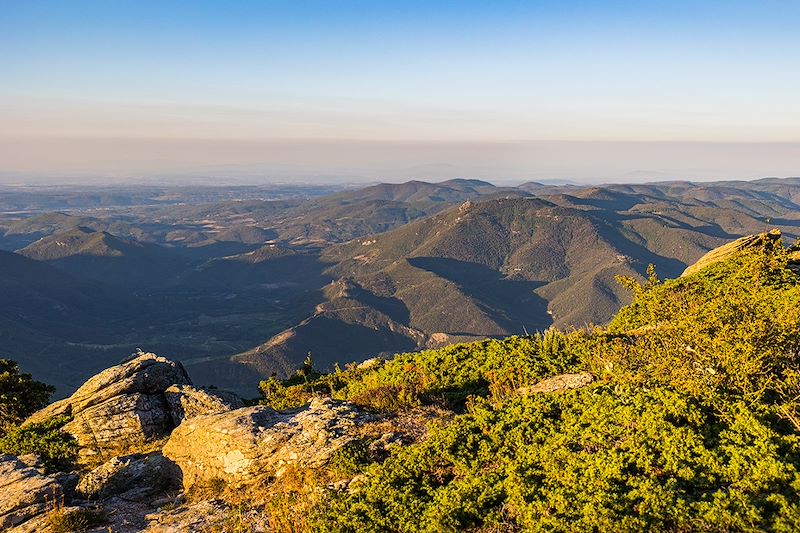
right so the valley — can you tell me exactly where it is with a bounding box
[2,178,799,396]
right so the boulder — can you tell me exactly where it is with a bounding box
[27,353,190,424]
[163,398,372,490]
[789,248,800,271]
[164,385,244,425]
[0,455,63,529]
[63,393,172,461]
[76,453,177,500]
[25,353,191,461]
[681,229,782,277]
[518,372,595,395]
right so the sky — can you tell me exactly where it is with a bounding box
[1,0,799,184]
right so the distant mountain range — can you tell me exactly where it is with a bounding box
[1,178,799,395]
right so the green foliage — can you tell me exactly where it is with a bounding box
[327,440,372,478]
[0,359,54,433]
[284,353,322,386]
[258,377,312,411]
[313,387,800,532]
[258,331,585,413]
[259,353,323,411]
[344,330,584,409]
[601,243,800,406]
[0,416,78,472]
[300,240,800,532]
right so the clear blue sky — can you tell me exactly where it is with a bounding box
[2,1,799,182]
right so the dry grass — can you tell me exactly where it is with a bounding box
[186,476,228,502]
[47,498,106,533]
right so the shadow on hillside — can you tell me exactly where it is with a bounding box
[173,241,264,261]
[50,253,190,289]
[591,219,691,279]
[613,211,741,241]
[184,356,271,397]
[407,257,553,334]
[769,218,800,228]
[562,192,644,211]
[179,252,331,290]
[337,280,412,325]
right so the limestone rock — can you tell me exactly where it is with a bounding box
[164,385,244,424]
[788,249,800,271]
[681,229,782,277]
[0,455,62,529]
[518,372,595,395]
[356,357,382,370]
[142,500,269,533]
[76,453,177,500]
[64,393,172,461]
[25,353,191,460]
[163,398,372,490]
[15,454,45,472]
[27,353,190,424]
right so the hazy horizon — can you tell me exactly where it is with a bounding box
[3,1,799,183]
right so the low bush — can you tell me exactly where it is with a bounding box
[0,416,78,472]
[247,239,800,531]
[313,386,800,532]
[0,359,54,433]
[47,505,106,532]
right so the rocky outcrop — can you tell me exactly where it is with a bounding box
[76,453,177,500]
[27,353,190,423]
[63,393,172,461]
[164,385,244,424]
[788,244,800,271]
[142,500,269,533]
[25,353,191,461]
[163,398,372,490]
[681,229,782,277]
[0,455,63,529]
[518,372,595,395]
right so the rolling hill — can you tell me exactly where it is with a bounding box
[232,187,800,378]
[18,227,191,287]
[2,178,800,394]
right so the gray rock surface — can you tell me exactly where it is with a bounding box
[63,393,172,461]
[164,384,244,424]
[28,353,190,424]
[0,455,63,530]
[163,397,372,489]
[142,500,269,532]
[76,453,177,500]
[25,353,191,460]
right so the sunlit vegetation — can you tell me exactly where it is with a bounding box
[0,416,78,472]
[255,236,800,531]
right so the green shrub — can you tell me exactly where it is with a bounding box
[335,332,584,409]
[0,416,77,472]
[259,377,312,411]
[304,240,800,532]
[327,440,372,478]
[0,359,54,433]
[600,243,800,406]
[313,386,800,532]
[258,331,587,413]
